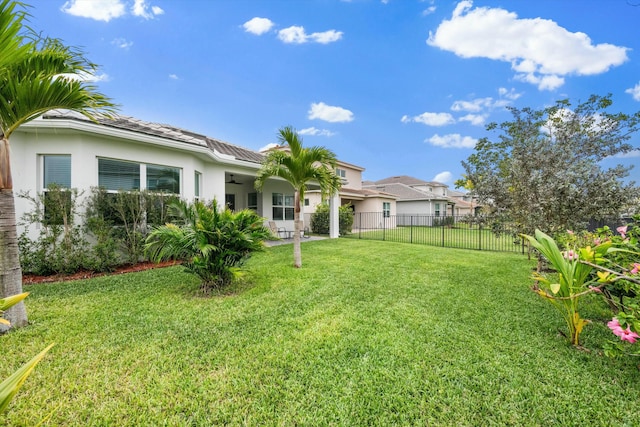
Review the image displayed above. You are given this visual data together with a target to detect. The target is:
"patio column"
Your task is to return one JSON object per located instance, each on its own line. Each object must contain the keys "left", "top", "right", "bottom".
{"left": 329, "top": 194, "right": 340, "bottom": 238}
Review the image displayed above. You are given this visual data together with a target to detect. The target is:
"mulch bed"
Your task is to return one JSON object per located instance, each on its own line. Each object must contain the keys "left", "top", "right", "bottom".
{"left": 22, "top": 260, "right": 181, "bottom": 285}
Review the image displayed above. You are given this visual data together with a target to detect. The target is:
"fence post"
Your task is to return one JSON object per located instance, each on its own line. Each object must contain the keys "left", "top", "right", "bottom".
{"left": 441, "top": 218, "right": 445, "bottom": 247}
{"left": 410, "top": 215, "right": 413, "bottom": 244}
{"left": 382, "top": 212, "right": 386, "bottom": 241}
{"left": 358, "top": 213, "right": 362, "bottom": 239}
{"left": 479, "top": 222, "right": 482, "bottom": 251}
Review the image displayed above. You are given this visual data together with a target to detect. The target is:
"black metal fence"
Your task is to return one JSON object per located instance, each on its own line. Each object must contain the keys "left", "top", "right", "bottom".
{"left": 342, "top": 213, "right": 527, "bottom": 254}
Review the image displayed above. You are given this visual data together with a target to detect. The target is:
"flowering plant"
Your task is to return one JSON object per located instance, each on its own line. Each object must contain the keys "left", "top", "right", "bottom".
{"left": 523, "top": 229, "right": 613, "bottom": 346}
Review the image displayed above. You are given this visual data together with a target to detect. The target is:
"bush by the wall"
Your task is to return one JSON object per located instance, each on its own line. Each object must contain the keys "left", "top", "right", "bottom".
{"left": 310, "top": 203, "right": 354, "bottom": 235}
{"left": 18, "top": 186, "right": 90, "bottom": 275}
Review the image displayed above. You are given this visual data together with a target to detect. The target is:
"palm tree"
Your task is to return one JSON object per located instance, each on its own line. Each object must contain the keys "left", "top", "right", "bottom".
{"left": 145, "top": 200, "right": 271, "bottom": 293}
{"left": 0, "top": 0, "right": 116, "bottom": 328}
{"left": 255, "top": 126, "right": 342, "bottom": 268}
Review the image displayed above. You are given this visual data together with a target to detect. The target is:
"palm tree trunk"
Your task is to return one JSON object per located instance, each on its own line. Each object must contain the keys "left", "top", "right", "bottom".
{"left": 293, "top": 190, "right": 302, "bottom": 268}
{"left": 0, "top": 188, "right": 28, "bottom": 328}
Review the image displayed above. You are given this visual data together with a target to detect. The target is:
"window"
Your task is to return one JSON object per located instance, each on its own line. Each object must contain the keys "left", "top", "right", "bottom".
{"left": 147, "top": 164, "right": 180, "bottom": 194}
{"left": 98, "top": 158, "right": 181, "bottom": 194}
{"left": 42, "top": 155, "right": 72, "bottom": 225}
{"left": 98, "top": 159, "right": 140, "bottom": 191}
{"left": 383, "top": 202, "right": 390, "bottom": 218}
{"left": 336, "top": 168, "right": 346, "bottom": 178}
{"left": 43, "top": 155, "right": 71, "bottom": 188}
{"left": 194, "top": 171, "right": 202, "bottom": 200}
{"left": 272, "top": 193, "right": 294, "bottom": 220}
{"left": 304, "top": 198, "right": 309, "bottom": 206}
{"left": 248, "top": 192, "right": 258, "bottom": 211}
{"left": 435, "top": 203, "right": 440, "bottom": 217}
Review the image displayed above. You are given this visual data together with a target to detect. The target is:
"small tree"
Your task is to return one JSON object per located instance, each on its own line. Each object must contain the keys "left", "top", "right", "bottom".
{"left": 145, "top": 200, "right": 271, "bottom": 293}
{"left": 457, "top": 94, "right": 640, "bottom": 237}
{"left": 255, "top": 126, "right": 342, "bottom": 268}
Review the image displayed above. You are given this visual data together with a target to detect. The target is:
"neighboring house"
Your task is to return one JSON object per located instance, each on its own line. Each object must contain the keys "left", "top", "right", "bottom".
{"left": 362, "top": 175, "right": 477, "bottom": 218}
{"left": 10, "top": 110, "right": 335, "bottom": 237}
{"left": 303, "top": 158, "right": 396, "bottom": 226}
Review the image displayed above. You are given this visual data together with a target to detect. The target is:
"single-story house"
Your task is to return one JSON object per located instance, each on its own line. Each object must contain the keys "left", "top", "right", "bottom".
{"left": 11, "top": 110, "right": 388, "bottom": 238}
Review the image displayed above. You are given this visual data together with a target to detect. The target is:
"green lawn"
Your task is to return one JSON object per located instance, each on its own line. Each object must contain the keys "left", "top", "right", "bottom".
{"left": 346, "top": 226, "right": 525, "bottom": 253}
{"left": 3, "top": 239, "right": 639, "bottom": 426}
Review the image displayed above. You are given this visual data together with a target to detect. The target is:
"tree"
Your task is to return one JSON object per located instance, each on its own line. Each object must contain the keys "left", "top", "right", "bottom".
{"left": 255, "top": 126, "right": 342, "bottom": 268}
{"left": 457, "top": 94, "right": 640, "bottom": 236}
{"left": 0, "top": 0, "right": 116, "bottom": 328}
{"left": 145, "top": 200, "right": 271, "bottom": 293}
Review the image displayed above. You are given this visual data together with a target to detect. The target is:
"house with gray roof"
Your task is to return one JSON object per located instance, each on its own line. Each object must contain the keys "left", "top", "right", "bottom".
{"left": 11, "top": 110, "right": 352, "bottom": 238}
{"left": 363, "top": 175, "right": 478, "bottom": 219}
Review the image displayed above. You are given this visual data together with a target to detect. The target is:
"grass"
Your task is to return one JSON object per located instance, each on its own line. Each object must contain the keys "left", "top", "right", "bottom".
{"left": 346, "top": 226, "right": 525, "bottom": 253}
{"left": 2, "top": 239, "right": 640, "bottom": 426}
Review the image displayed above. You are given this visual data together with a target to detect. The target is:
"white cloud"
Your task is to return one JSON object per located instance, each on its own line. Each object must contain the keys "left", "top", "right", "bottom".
{"left": 259, "top": 143, "right": 279, "bottom": 152}
{"left": 111, "top": 38, "right": 133, "bottom": 49}
{"left": 62, "top": 0, "right": 162, "bottom": 21}
{"left": 427, "top": 133, "right": 477, "bottom": 148}
{"left": 299, "top": 127, "right": 336, "bottom": 137}
{"left": 433, "top": 171, "right": 453, "bottom": 184}
{"left": 498, "top": 87, "right": 522, "bottom": 101}
{"left": 401, "top": 112, "right": 455, "bottom": 126}
{"left": 278, "top": 26, "right": 343, "bottom": 44}
{"left": 615, "top": 150, "right": 640, "bottom": 159}
{"left": 451, "top": 97, "right": 509, "bottom": 112}
{"left": 626, "top": 82, "right": 640, "bottom": 101}
{"left": 243, "top": 17, "right": 274, "bottom": 35}
{"left": 423, "top": 6, "right": 437, "bottom": 16}
{"left": 61, "top": 0, "right": 126, "bottom": 22}
{"left": 132, "top": 0, "right": 163, "bottom": 19}
{"left": 427, "top": 0, "right": 628, "bottom": 91}
{"left": 308, "top": 102, "right": 354, "bottom": 123}
{"left": 459, "top": 114, "right": 486, "bottom": 126}
{"left": 169, "top": 74, "right": 179, "bottom": 80}
{"left": 57, "top": 70, "right": 110, "bottom": 83}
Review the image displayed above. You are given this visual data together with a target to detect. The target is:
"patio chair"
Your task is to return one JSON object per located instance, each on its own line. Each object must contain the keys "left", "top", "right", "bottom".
{"left": 268, "top": 221, "right": 287, "bottom": 239}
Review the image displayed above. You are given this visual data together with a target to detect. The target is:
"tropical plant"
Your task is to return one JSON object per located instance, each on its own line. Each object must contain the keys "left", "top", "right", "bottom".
{"left": 255, "top": 126, "right": 342, "bottom": 268}
{"left": 145, "top": 199, "right": 271, "bottom": 293}
{"left": 522, "top": 229, "right": 613, "bottom": 346}
{"left": 1, "top": 292, "right": 54, "bottom": 416}
{"left": 0, "top": 0, "right": 116, "bottom": 327}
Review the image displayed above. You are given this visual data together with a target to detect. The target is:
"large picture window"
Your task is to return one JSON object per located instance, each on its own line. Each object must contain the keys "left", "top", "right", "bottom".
{"left": 98, "top": 158, "right": 181, "bottom": 195}
{"left": 147, "top": 164, "right": 180, "bottom": 194}
{"left": 272, "top": 193, "right": 294, "bottom": 220}
{"left": 98, "top": 158, "right": 140, "bottom": 191}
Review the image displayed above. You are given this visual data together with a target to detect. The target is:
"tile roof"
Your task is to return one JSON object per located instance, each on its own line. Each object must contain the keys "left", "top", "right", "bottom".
{"left": 40, "top": 110, "right": 265, "bottom": 164}
{"left": 364, "top": 182, "right": 445, "bottom": 201}
{"left": 372, "top": 175, "right": 448, "bottom": 187}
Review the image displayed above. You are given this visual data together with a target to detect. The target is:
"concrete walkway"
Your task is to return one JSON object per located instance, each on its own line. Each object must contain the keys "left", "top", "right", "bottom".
{"left": 264, "top": 235, "right": 327, "bottom": 247}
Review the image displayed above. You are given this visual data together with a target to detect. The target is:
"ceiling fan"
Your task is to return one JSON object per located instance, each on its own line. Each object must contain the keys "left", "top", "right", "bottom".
{"left": 226, "top": 174, "right": 243, "bottom": 185}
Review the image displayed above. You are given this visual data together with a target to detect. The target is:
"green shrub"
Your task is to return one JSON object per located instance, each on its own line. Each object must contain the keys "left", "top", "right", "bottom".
{"left": 18, "top": 186, "right": 90, "bottom": 275}
{"left": 310, "top": 203, "right": 354, "bottom": 235}
{"left": 145, "top": 199, "right": 271, "bottom": 292}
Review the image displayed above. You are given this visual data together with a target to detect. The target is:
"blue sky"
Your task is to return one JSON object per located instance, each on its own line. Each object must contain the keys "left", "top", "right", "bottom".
{"left": 26, "top": 0, "right": 640, "bottom": 185}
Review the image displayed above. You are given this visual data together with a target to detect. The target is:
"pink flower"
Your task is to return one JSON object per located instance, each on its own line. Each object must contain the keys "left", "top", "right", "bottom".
{"left": 588, "top": 285, "right": 602, "bottom": 293}
{"left": 562, "top": 250, "right": 578, "bottom": 261}
{"left": 620, "top": 327, "right": 639, "bottom": 344}
{"left": 593, "top": 237, "right": 602, "bottom": 246}
{"left": 631, "top": 263, "right": 640, "bottom": 275}
{"left": 567, "top": 230, "right": 574, "bottom": 235}
{"left": 608, "top": 318, "right": 624, "bottom": 336}
{"left": 617, "top": 226, "right": 628, "bottom": 238}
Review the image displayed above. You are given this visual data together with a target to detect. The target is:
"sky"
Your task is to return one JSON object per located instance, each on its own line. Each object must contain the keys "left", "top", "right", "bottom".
{"left": 23, "top": 0, "right": 640, "bottom": 186}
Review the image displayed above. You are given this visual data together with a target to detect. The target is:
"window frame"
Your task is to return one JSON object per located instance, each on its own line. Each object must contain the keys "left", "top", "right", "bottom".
{"left": 383, "top": 202, "right": 391, "bottom": 218}
{"left": 272, "top": 192, "right": 294, "bottom": 220}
